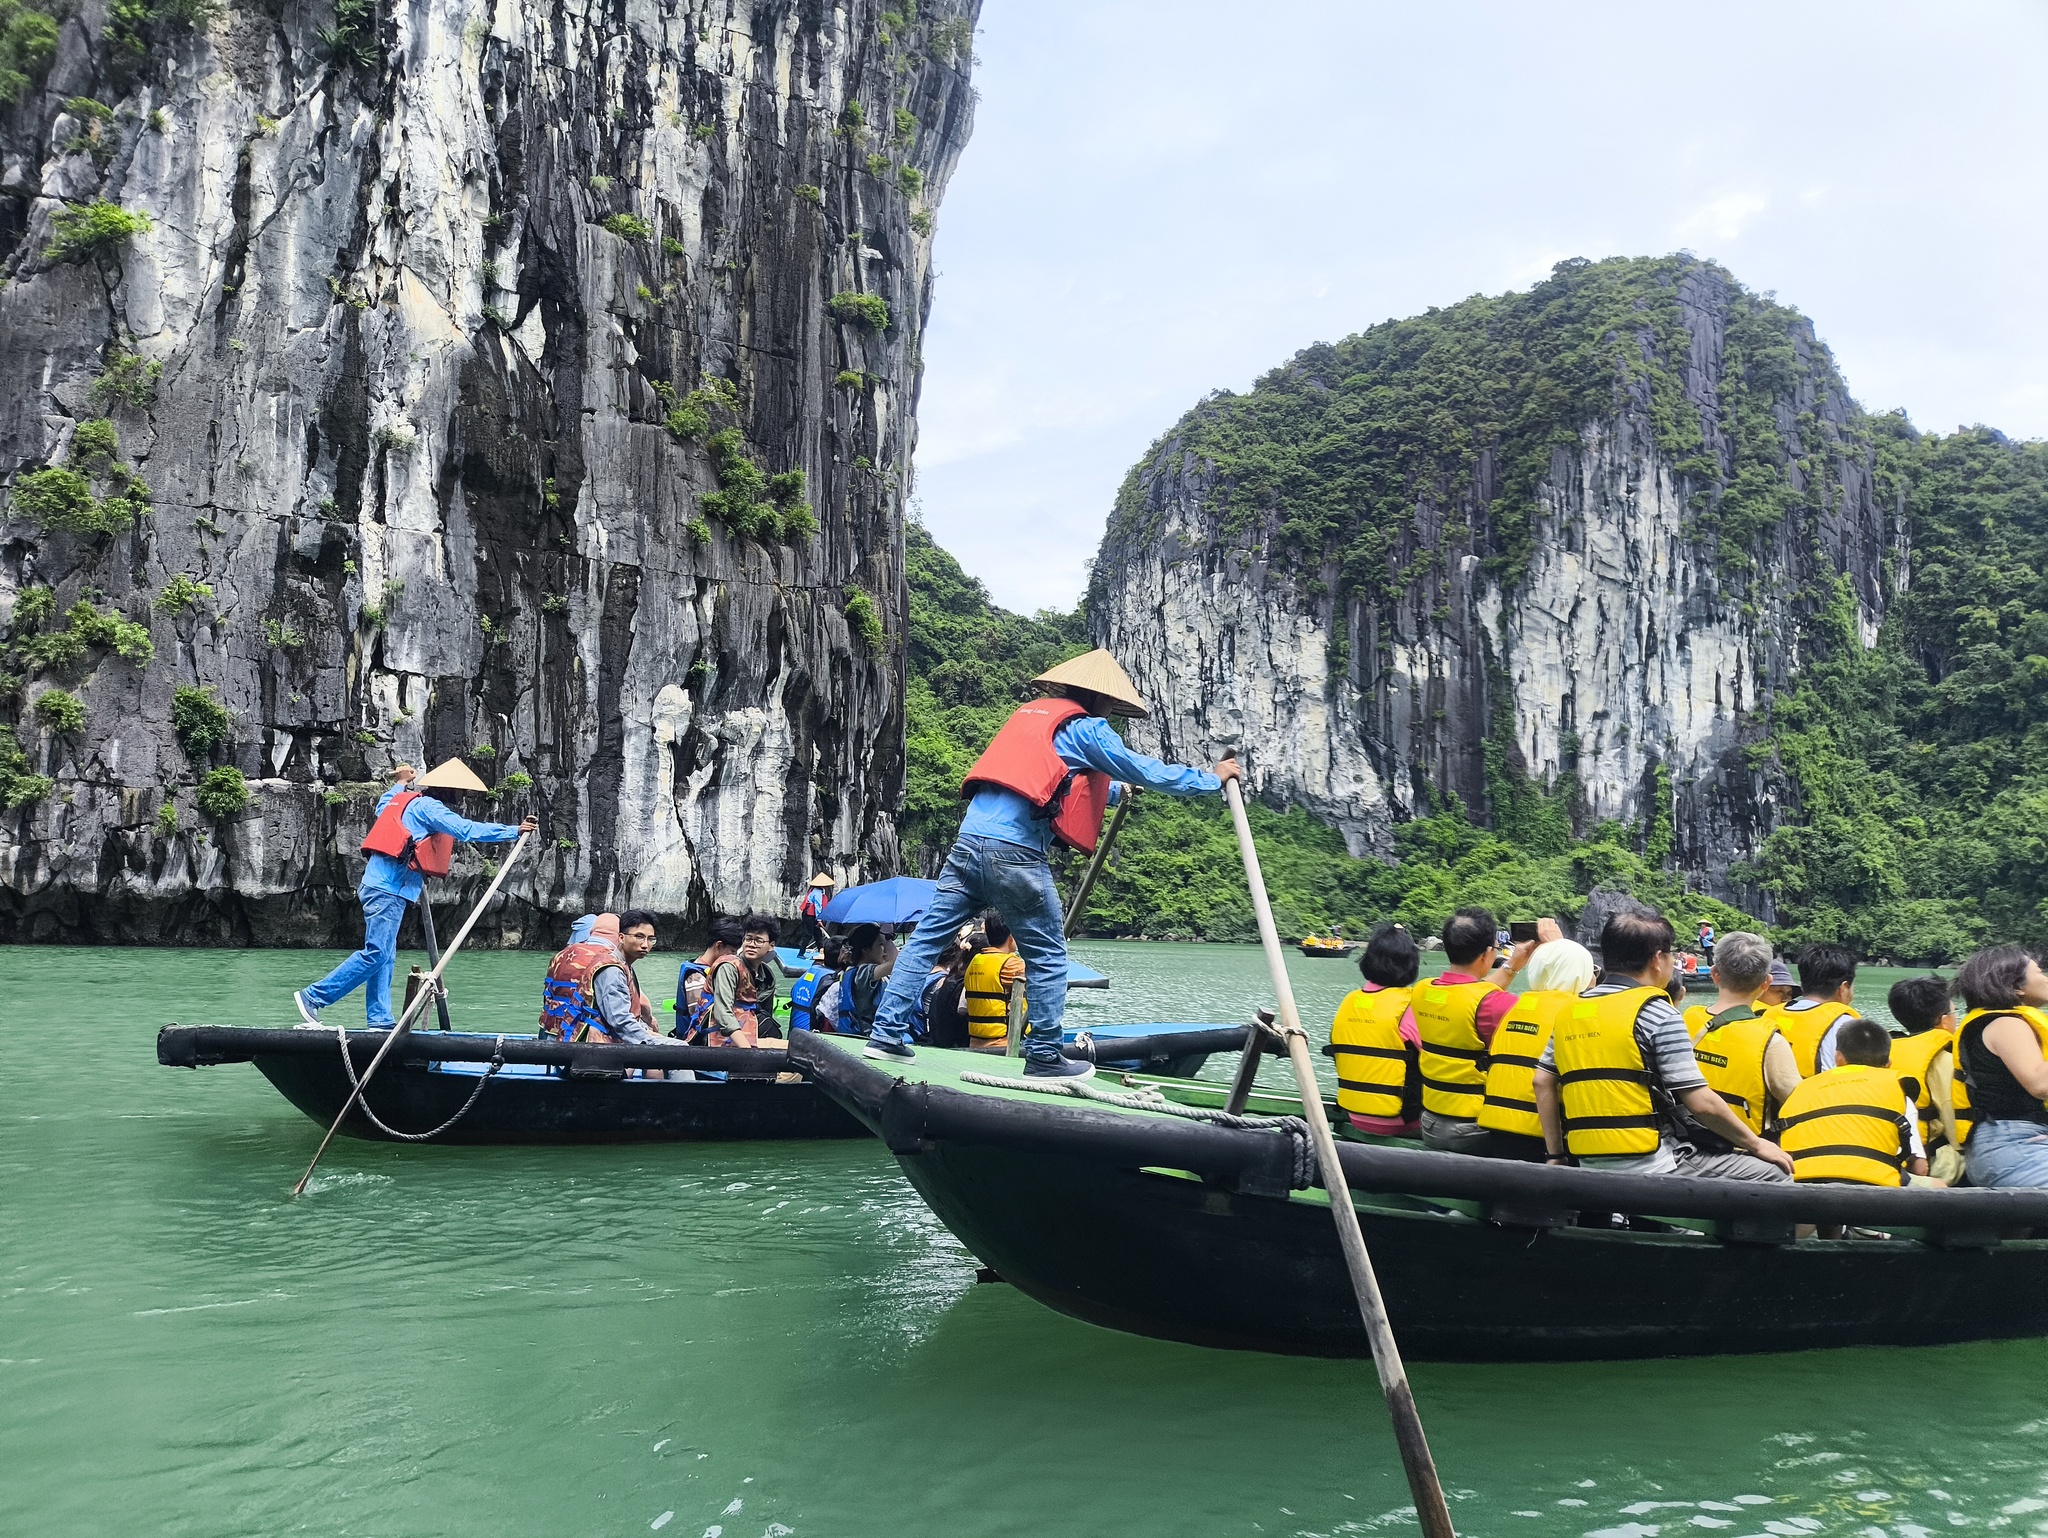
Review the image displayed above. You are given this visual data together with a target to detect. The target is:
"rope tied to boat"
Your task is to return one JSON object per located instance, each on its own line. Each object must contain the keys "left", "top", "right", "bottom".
{"left": 336, "top": 1027, "right": 506, "bottom": 1142}
{"left": 958, "top": 1071, "right": 1316, "bottom": 1188}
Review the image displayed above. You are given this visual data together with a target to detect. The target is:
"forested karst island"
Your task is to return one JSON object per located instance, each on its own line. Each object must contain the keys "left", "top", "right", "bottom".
{"left": 911, "top": 257, "right": 2048, "bottom": 964}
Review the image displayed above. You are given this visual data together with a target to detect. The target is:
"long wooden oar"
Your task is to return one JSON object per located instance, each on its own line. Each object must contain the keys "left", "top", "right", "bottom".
{"left": 1061, "top": 784, "right": 1131, "bottom": 938}
{"left": 292, "top": 832, "right": 531, "bottom": 1196}
{"left": 1221, "top": 770, "right": 1455, "bottom": 1538}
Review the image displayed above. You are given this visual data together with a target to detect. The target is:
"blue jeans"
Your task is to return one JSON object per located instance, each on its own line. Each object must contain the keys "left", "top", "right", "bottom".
{"left": 1965, "top": 1120, "right": 2048, "bottom": 1188}
{"left": 302, "top": 886, "right": 409, "bottom": 1026}
{"left": 869, "top": 834, "right": 1068, "bottom": 1061}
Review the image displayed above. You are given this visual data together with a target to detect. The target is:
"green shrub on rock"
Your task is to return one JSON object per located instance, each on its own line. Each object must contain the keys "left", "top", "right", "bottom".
{"left": 826, "top": 292, "right": 888, "bottom": 331}
{"left": 33, "top": 688, "right": 84, "bottom": 735}
{"left": 196, "top": 765, "right": 250, "bottom": 819}
{"left": 44, "top": 200, "right": 153, "bottom": 263}
{"left": 171, "top": 684, "right": 232, "bottom": 755}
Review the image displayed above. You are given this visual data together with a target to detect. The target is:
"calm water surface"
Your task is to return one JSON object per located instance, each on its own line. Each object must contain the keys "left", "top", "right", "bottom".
{"left": 7, "top": 941, "right": 2047, "bottom": 1537}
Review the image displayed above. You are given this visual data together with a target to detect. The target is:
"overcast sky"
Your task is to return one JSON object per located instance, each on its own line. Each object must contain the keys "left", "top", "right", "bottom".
{"left": 909, "top": 0, "right": 2048, "bottom": 615}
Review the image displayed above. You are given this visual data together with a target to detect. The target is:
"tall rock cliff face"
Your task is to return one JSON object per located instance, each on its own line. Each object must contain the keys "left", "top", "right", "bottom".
{"left": 1092, "top": 258, "right": 1902, "bottom": 908}
{"left": 0, "top": 0, "right": 979, "bottom": 942}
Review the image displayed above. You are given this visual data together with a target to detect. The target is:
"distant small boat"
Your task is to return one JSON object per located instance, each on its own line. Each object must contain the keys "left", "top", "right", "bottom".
{"left": 1298, "top": 935, "right": 1357, "bottom": 958}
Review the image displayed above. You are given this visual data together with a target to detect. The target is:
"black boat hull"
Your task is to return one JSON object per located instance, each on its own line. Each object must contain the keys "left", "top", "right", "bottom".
{"left": 897, "top": 1140, "right": 2048, "bottom": 1361}
{"left": 790, "top": 1035, "right": 2048, "bottom": 1361}
{"left": 252, "top": 1053, "right": 867, "bottom": 1144}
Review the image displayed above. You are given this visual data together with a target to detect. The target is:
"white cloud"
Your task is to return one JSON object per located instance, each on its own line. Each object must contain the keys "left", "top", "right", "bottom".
{"left": 1675, "top": 191, "right": 1771, "bottom": 245}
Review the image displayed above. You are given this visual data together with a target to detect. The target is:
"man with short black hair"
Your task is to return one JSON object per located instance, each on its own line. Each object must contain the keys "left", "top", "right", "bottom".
{"left": 1770, "top": 942, "right": 1865, "bottom": 1077}
{"left": 1412, "top": 905, "right": 1554, "bottom": 1153}
{"left": 740, "top": 913, "right": 782, "bottom": 1038}
{"left": 1535, "top": 907, "right": 1793, "bottom": 1181}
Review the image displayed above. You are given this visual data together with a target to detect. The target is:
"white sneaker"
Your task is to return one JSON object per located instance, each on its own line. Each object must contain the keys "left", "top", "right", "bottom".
{"left": 293, "top": 990, "right": 324, "bottom": 1028}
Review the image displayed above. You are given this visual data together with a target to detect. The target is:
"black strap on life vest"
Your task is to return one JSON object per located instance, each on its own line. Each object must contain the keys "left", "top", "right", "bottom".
{"left": 1563, "top": 1112, "right": 1661, "bottom": 1131}
{"left": 1336, "top": 1078, "right": 1404, "bottom": 1103}
{"left": 1333, "top": 1043, "right": 1408, "bottom": 1062}
{"left": 1487, "top": 1049, "right": 1541, "bottom": 1069}
{"left": 1556, "top": 1066, "right": 1654, "bottom": 1086}
{"left": 1789, "top": 1143, "right": 1904, "bottom": 1169}
{"left": 1420, "top": 1073, "right": 1485, "bottom": 1097}
{"left": 1777, "top": 1103, "right": 1904, "bottom": 1128}
{"left": 1425, "top": 1042, "right": 1488, "bottom": 1063}
{"left": 1482, "top": 1092, "right": 1538, "bottom": 1114}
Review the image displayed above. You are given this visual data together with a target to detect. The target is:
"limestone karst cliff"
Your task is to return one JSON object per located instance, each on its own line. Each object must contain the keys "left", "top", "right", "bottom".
{"left": 1091, "top": 257, "right": 1903, "bottom": 911}
{"left": 0, "top": 0, "right": 980, "bottom": 942}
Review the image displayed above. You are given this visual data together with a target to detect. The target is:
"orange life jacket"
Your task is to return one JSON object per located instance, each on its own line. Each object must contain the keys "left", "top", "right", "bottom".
{"left": 960, "top": 698, "right": 1111, "bottom": 854}
{"left": 359, "top": 790, "right": 454, "bottom": 877}
{"left": 539, "top": 940, "right": 627, "bottom": 1041}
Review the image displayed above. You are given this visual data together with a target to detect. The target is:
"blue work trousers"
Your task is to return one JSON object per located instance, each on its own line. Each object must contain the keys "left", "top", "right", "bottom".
{"left": 302, "top": 886, "right": 410, "bottom": 1026}
{"left": 868, "top": 834, "right": 1068, "bottom": 1061}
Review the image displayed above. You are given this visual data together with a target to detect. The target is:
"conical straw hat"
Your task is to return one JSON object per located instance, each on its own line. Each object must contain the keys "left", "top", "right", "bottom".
{"left": 1031, "top": 649, "right": 1149, "bottom": 718}
{"left": 808, "top": 872, "right": 837, "bottom": 887}
{"left": 413, "top": 756, "right": 492, "bottom": 793}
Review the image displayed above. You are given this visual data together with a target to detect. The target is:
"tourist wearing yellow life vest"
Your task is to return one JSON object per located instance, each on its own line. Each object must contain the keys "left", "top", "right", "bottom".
{"left": 1887, "top": 973, "right": 1967, "bottom": 1183}
{"left": 1476, "top": 938, "right": 1596, "bottom": 1160}
{"left": 859, "top": 650, "right": 1237, "bottom": 1080}
{"left": 1764, "top": 943, "right": 1866, "bottom": 1077}
{"left": 1533, "top": 907, "right": 1794, "bottom": 1180}
{"left": 964, "top": 910, "right": 1029, "bottom": 1052}
{"left": 1412, "top": 907, "right": 1558, "bottom": 1154}
{"left": 1688, "top": 931, "right": 1800, "bottom": 1138}
{"left": 1778, "top": 1018, "right": 1928, "bottom": 1187}
{"left": 1953, "top": 946, "right": 2048, "bottom": 1188}
{"left": 1329, "top": 924, "right": 1423, "bottom": 1135}
{"left": 294, "top": 760, "right": 536, "bottom": 1029}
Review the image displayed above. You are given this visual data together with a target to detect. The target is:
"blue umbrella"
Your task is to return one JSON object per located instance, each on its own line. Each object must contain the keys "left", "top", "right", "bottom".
{"left": 821, "top": 877, "right": 940, "bottom": 927}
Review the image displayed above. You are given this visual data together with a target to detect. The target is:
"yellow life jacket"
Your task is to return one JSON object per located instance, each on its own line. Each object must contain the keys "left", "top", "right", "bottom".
{"left": 1952, "top": 1069, "right": 1978, "bottom": 1146}
{"left": 1955, "top": 1005, "right": 2048, "bottom": 1138}
{"left": 1682, "top": 1003, "right": 1713, "bottom": 1042}
{"left": 964, "top": 950, "right": 1018, "bottom": 1042}
{"left": 1330, "top": 986, "right": 1413, "bottom": 1122}
{"left": 1692, "top": 1008, "right": 1779, "bottom": 1135}
{"left": 1477, "top": 991, "right": 1571, "bottom": 1139}
{"left": 1553, "top": 986, "right": 1666, "bottom": 1157}
{"left": 1772, "top": 999, "right": 1861, "bottom": 1077}
{"left": 1413, "top": 978, "right": 1498, "bottom": 1120}
{"left": 1777, "top": 1063, "right": 1911, "bottom": 1185}
{"left": 1888, "top": 1028, "right": 1956, "bottom": 1152}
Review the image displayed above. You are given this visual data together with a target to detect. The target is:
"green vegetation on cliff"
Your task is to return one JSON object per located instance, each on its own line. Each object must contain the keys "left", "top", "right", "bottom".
{"left": 903, "top": 521, "right": 1754, "bottom": 944}
{"left": 1743, "top": 426, "right": 2048, "bottom": 961}
{"left": 1103, "top": 255, "right": 1849, "bottom": 594}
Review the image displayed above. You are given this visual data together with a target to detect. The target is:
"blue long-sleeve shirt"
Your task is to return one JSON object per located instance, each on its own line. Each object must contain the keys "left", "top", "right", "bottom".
{"left": 959, "top": 714, "right": 1221, "bottom": 853}
{"left": 360, "top": 783, "right": 524, "bottom": 901}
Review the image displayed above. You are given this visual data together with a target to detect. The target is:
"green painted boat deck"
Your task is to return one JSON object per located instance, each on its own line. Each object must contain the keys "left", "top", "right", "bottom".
{"left": 839, "top": 1041, "right": 1321, "bottom": 1123}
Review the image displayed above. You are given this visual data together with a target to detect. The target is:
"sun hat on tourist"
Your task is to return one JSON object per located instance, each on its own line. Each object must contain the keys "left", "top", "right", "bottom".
{"left": 1031, "top": 649, "right": 1149, "bottom": 718}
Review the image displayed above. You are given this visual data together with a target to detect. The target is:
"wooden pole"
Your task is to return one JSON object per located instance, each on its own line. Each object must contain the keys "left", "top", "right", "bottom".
{"left": 1221, "top": 769, "right": 1455, "bottom": 1538}
{"left": 415, "top": 895, "right": 454, "bottom": 1031}
{"left": 1062, "top": 786, "right": 1131, "bottom": 938}
{"left": 1004, "top": 978, "right": 1026, "bottom": 1058}
{"left": 292, "top": 833, "right": 531, "bottom": 1196}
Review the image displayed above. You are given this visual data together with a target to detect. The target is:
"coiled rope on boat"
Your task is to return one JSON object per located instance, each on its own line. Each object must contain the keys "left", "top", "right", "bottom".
{"left": 336, "top": 1026, "right": 506, "bottom": 1142}
{"left": 957, "top": 1071, "right": 1315, "bottom": 1188}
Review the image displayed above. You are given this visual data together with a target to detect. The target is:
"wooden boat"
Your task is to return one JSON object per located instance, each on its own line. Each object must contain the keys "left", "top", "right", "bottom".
{"left": 156, "top": 1022, "right": 1253, "bottom": 1146}
{"left": 1297, "top": 935, "right": 1356, "bottom": 957}
{"left": 773, "top": 946, "right": 1111, "bottom": 989}
{"left": 792, "top": 1032, "right": 2048, "bottom": 1362}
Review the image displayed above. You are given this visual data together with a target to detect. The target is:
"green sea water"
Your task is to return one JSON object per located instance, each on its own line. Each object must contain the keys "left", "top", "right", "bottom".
{"left": 7, "top": 940, "right": 2048, "bottom": 1538}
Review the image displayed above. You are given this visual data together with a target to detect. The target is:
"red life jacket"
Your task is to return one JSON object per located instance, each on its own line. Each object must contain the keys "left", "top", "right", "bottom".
{"left": 960, "top": 698, "right": 1111, "bottom": 854}
{"left": 359, "top": 790, "right": 455, "bottom": 877}
{"left": 539, "top": 941, "right": 626, "bottom": 1041}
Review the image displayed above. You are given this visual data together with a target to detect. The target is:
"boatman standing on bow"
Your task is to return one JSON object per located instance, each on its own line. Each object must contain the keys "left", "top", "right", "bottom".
{"left": 294, "top": 759, "right": 535, "bottom": 1029}
{"left": 861, "top": 650, "right": 1239, "bottom": 1079}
